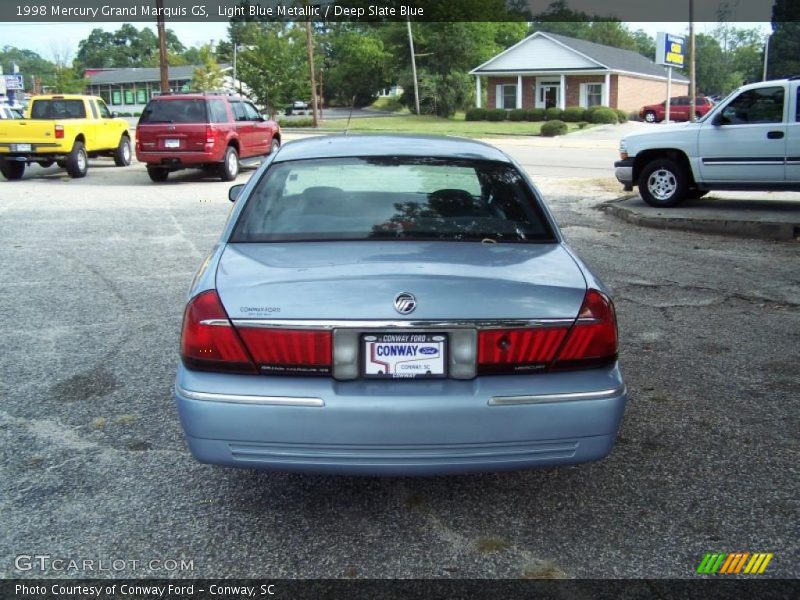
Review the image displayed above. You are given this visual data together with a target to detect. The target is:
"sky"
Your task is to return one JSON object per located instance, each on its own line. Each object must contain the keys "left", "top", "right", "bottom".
{"left": 0, "top": 21, "right": 772, "bottom": 62}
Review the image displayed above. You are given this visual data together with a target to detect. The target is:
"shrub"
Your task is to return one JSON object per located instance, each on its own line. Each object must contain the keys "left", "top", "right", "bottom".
{"left": 524, "top": 108, "right": 545, "bottom": 122}
{"left": 562, "top": 106, "right": 586, "bottom": 122}
{"left": 133, "top": 111, "right": 142, "bottom": 117}
{"left": 465, "top": 107, "right": 487, "bottom": 121}
{"left": 545, "top": 107, "right": 564, "bottom": 121}
{"left": 614, "top": 108, "right": 628, "bottom": 123}
{"left": 509, "top": 108, "right": 527, "bottom": 122}
{"left": 577, "top": 121, "right": 590, "bottom": 129}
{"left": 590, "top": 107, "right": 619, "bottom": 124}
{"left": 486, "top": 108, "right": 508, "bottom": 122}
{"left": 540, "top": 119, "right": 568, "bottom": 137}
{"left": 277, "top": 118, "right": 316, "bottom": 128}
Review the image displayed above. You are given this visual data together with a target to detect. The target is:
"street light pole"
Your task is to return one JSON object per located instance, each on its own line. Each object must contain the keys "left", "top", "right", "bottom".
{"left": 763, "top": 33, "right": 771, "bottom": 81}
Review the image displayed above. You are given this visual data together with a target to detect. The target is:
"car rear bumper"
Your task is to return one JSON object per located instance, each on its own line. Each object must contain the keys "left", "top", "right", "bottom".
{"left": 136, "top": 149, "right": 224, "bottom": 168}
{"left": 173, "top": 363, "right": 628, "bottom": 475}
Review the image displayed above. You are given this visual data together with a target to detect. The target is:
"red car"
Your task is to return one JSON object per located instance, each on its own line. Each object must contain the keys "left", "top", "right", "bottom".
{"left": 639, "top": 96, "right": 714, "bottom": 123}
{"left": 136, "top": 93, "right": 281, "bottom": 182}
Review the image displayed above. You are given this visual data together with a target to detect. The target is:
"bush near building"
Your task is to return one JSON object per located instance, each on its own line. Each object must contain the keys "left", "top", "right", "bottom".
{"left": 545, "top": 107, "right": 564, "bottom": 121}
{"left": 561, "top": 106, "right": 587, "bottom": 122}
{"left": 509, "top": 108, "right": 527, "bottom": 122}
{"left": 590, "top": 107, "right": 619, "bottom": 124}
{"left": 614, "top": 108, "right": 628, "bottom": 123}
{"left": 541, "top": 120, "right": 568, "bottom": 136}
{"left": 465, "top": 108, "right": 488, "bottom": 121}
{"left": 525, "top": 108, "right": 546, "bottom": 121}
{"left": 486, "top": 108, "right": 508, "bottom": 121}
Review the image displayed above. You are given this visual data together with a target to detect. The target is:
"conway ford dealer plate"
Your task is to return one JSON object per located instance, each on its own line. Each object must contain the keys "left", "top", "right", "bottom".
{"left": 362, "top": 333, "right": 447, "bottom": 379}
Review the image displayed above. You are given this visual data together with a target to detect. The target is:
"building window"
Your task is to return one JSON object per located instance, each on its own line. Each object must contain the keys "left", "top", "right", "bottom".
{"left": 586, "top": 83, "right": 603, "bottom": 107}
{"left": 136, "top": 89, "right": 148, "bottom": 104}
{"left": 111, "top": 90, "right": 122, "bottom": 106}
{"left": 124, "top": 88, "right": 134, "bottom": 105}
{"left": 496, "top": 84, "right": 517, "bottom": 109}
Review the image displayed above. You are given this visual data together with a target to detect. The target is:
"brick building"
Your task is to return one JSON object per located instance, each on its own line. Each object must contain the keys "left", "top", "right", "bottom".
{"left": 470, "top": 31, "right": 689, "bottom": 113}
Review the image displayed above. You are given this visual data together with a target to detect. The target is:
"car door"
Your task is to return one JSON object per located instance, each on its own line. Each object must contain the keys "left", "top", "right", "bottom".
{"left": 787, "top": 85, "right": 800, "bottom": 183}
{"left": 93, "top": 99, "right": 116, "bottom": 150}
{"left": 697, "top": 85, "right": 787, "bottom": 183}
{"left": 229, "top": 100, "right": 254, "bottom": 157}
{"left": 243, "top": 101, "right": 271, "bottom": 155}
{"left": 671, "top": 97, "right": 689, "bottom": 121}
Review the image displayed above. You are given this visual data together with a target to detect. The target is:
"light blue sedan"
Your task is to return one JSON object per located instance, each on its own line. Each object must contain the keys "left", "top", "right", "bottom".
{"left": 174, "top": 135, "right": 627, "bottom": 475}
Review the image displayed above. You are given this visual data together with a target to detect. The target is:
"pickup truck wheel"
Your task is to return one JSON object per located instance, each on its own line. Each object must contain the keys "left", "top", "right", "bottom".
{"left": 220, "top": 146, "right": 239, "bottom": 181}
{"left": 65, "top": 141, "right": 88, "bottom": 178}
{"left": 147, "top": 167, "right": 169, "bottom": 182}
{"left": 638, "top": 158, "right": 689, "bottom": 207}
{"left": 0, "top": 159, "right": 25, "bottom": 180}
{"left": 644, "top": 111, "right": 657, "bottom": 123}
{"left": 114, "top": 135, "right": 132, "bottom": 167}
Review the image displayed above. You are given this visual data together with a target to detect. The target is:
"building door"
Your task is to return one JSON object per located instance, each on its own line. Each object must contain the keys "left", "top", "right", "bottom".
{"left": 535, "top": 79, "right": 561, "bottom": 109}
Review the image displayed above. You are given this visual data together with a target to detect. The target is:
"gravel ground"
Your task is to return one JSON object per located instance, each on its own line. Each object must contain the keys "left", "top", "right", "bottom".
{"left": 0, "top": 154, "right": 797, "bottom": 579}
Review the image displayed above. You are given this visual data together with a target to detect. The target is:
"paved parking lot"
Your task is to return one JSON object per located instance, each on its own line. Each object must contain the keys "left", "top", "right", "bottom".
{"left": 1, "top": 151, "right": 797, "bottom": 579}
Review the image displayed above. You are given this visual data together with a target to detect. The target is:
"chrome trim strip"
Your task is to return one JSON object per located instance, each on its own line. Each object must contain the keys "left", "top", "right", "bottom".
{"left": 489, "top": 385, "right": 626, "bottom": 406}
{"left": 702, "top": 161, "right": 785, "bottom": 166}
{"left": 199, "top": 319, "right": 231, "bottom": 327}
{"left": 231, "top": 318, "right": 576, "bottom": 330}
{"left": 175, "top": 384, "right": 324, "bottom": 407}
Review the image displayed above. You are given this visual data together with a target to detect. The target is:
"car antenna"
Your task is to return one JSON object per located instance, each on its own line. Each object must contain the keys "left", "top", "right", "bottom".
{"left": 345, "top": 95, "right": 356, "bottom": 135}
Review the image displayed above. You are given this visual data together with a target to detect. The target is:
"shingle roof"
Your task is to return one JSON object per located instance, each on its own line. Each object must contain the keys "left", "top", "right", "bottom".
{"left": 472, "top": 32, "right": 689, "bottom": 83}
{"left": 544, "top": 32, "right": 689, "bottom": 82}
{"left": 87, "top": 65, "right": 231, "bottom": 85}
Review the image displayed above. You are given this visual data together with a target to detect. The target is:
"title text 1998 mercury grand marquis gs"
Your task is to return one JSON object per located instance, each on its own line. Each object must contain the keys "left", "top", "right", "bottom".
{"left": 174, "top": 135, "right": 628, "bottom": 475}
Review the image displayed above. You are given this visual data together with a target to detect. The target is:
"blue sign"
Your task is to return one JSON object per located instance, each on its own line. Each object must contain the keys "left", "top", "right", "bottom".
{"left": 655, "top": 33, "right": 686, "bottom": 68}
{"left": 3, "top": 74, "right": 24, "bottom": 90}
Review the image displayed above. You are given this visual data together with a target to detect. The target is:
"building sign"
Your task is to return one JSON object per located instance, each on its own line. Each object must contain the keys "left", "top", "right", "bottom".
{"left": 655, "top": 32, "right": 685, "bottom": 68}
{"left": 3, "top": 74, "right": 24, "bottom": 90}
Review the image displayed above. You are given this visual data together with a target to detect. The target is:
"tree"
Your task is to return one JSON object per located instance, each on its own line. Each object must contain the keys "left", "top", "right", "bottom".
{"left": 0, "top": 46, "right": 55, "bottom": 87}
{"left": 50, "top": 45, "right": 86, "bottom": 93}
{"left": 74, "top": 24, "right": 185, "bottom": 72}
{"left": 236, "top": 23, "right": 309, "bottom": 113}
{"left": 768, "top": 0, "right": 800, "bottom": 79}
{"left": 324, "top": 25, "right": 390, "bottom": 106}
{"left": 191, "top": 45, "right": 225, "bottom": 91}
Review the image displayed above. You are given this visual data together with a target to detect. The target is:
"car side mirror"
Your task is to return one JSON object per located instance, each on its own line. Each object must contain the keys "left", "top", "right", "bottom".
{"left": 111, "top": 111, "right": 119, "bottom": 118}
{"left": 228, "top": 183, "right": 245, "bottom": 202}
{"left": 711, "top": 113, "right": 726, "bottom": 126}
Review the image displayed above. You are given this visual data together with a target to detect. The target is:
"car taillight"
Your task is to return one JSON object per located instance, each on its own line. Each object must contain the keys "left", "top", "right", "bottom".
{"left": 180, "top": 290, "right": 257, "bottom": 374}
{"left": 552, "top": 289, "right": 618, "bottom": 370}
{"left": 236, "top": 328, "right": 332, "bottom": 376}
{"left": 54, "top": 124, "right": 64, "bottom": 139}
{"left": 478, "top": 327, "right": 569, "bottom": 375}
{"left": 206, "top": 125, "right": 215, "bottom": 145}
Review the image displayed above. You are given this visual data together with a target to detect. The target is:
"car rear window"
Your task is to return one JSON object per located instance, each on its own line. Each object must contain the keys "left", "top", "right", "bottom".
{"left": 139, "top": 99, "right": 208, "bottom": 124}
{"left": 231, "top": 157, "right": 556, "bottom": 244}
{"left": 30, "top": 99, "right": 86, "bottom": 119}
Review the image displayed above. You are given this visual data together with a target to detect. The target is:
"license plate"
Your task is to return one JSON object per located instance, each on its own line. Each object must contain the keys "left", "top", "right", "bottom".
{"left": 362, "top": 333, "right": 447, "bottom": 379}
{"left": 164, "top": 139, "right": 180, "bottom": 149}
{"left": 12, "top": 143, "right": 31, "bottom": 152}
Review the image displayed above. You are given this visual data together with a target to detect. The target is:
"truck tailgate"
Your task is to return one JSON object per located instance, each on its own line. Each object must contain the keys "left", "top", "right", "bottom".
{"left": 0, "top": 120, "right": 58, "bottom": 146}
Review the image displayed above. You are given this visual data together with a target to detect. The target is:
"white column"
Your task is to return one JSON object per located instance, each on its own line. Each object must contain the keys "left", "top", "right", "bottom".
{"left": 559, "top": 73, "right": 566, "bottom": 109}
{"left": 516, "top": 75, "right": 522, "bottom": 109}
{"left": 475, "top": 76, "right": 481, "bottom": 108}
{"left": 603, "top": 72, "right": 611, "bottom": 106}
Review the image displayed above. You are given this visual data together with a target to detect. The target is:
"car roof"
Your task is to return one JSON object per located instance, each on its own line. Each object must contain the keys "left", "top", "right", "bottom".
{"left": 149, "top": 93, "right": 246, "bottom": 101}
{"left": 274, "top": 134, "right": 511, "bottom": 163}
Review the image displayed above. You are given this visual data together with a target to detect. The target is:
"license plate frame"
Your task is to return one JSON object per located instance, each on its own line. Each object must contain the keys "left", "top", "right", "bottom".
{"left": 12, "top": 143, "right": 31, "bottom": 152}
{"left": 361, "top": 332, "right": 448, "bottom": 380}
{"left": 164, "top": 139, "right": 180, "bottom": 149}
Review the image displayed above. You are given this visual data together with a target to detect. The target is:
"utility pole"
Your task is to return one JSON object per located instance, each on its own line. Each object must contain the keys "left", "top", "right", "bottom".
{"left": 689, "top": 0, "right": 696, "bottom": 122}
{"left": 305, "top": 19, "right": 318, "bottom": 127}
{"left": 763, "top": 33, "right": 771, "bottom": 81}
{"left": 156, "top": 0, "right": 169, "bottom": 94}
{"left": 406, "top": 17, "right": 420, "bottom": 115}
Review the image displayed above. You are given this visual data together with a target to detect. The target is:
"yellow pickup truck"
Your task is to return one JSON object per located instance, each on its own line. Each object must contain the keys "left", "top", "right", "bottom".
{"left": 0, "top": 94, "right": 131, "bottom": 180}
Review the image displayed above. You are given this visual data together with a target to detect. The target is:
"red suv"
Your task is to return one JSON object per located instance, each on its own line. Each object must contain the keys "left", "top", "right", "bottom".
{"left": 136, "top": 93, "right": 281, "bottom": 182}
{"left": 639, "top": 96, "right": 714, "bottom": 123}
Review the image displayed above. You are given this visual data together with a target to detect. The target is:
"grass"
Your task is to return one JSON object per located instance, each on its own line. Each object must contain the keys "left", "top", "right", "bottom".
{"left": 369, "top": 96, "right": 407, "bottom": 113}
{"left": 290, "top": 112, "right": 586, "bottom": 138}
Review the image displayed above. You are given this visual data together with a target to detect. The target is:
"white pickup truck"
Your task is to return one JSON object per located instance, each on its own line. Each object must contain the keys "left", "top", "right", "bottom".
{"left": 615, "top": 77, "right": 800, "bottom": 207}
